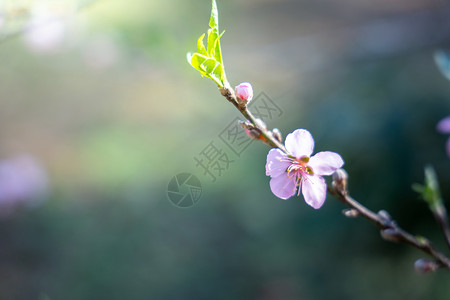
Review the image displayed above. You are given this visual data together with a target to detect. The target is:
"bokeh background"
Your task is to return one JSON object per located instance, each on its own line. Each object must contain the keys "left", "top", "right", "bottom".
{"left": 1, "top": 0, "right": 450, "bottom": 299}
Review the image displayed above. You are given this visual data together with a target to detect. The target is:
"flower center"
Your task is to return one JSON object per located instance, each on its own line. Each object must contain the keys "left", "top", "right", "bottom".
{"left": 285, "top": 156, "right": 314, "bottom": 196}
{"left": 286, "top": 156, "right": 314, "bottom": 179}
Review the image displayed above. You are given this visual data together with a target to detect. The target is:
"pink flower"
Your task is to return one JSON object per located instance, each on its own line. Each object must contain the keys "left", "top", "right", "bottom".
{"left": 437, "top": 116, "right": 450, "bottom": 134}
{"left": 265, "top": 129, "right": 344, "bottom": 209}
{"left": 24, "top": 12, "right": 66, "bottom": 54}
{"left": 0, "top": 154, "right": 49, "bottom": 218}
{"left": 235, "top": 82, "right": 253, "bottom": 104}
{"left": 437, "top": 116, "right": 450, "bottom": 157}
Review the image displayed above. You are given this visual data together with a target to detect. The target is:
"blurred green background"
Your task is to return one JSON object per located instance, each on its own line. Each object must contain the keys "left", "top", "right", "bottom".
{"left": 1, "top": 0, "right": 450, "bottom": 299}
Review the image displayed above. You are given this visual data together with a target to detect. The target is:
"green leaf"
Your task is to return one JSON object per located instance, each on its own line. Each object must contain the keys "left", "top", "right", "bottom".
{"left": 416, "top": 236, "right": 429, "bottom": 246}
{"left": 209, "top": 0, "right": 219, "bottom": 29}
{"left": 200, "top": 58, "right": 217, "bottom": 73}
{"left": 214, "top": 63, "right": 225, "bottom": 83}
{"left": 413, "top": 165, "right": 443, "bottom": 213}
{"left": 200, "top": 58, "right": 222, "bottom": 86}
{"left": 411, "top": 183, "right": 424, "bottom": 194}
{"left": 197, "top": 34, "right": 207, "bottom": 56}
{"left": 188, "top": 53, "right": 208, "bottom": 73}
{"left": 207, "top": 28, "right": 218, "bottom": 56}
{"left": 424, "top": 165, "right": 442, "bottom": 208}
{"left": 187, "top": 53, "right": 223, "bottom": 87}
{"left": 215, "top": 31, "right": 225, "bottom": 67}
{"left": 186, "top": 0, "right": 227, "bottom": 87}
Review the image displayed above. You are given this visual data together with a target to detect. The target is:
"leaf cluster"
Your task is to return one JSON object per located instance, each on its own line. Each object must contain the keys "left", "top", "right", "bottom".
{"left": 187, "top": 0, "right": 227, "bottom": 87}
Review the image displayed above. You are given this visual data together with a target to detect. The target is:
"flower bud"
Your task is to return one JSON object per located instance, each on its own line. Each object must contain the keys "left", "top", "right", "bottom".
{"left": 342, "top": 208, "right": 359, "bottom": 218}
{"left": 238, "top": 120, "right": 254, "bottom": 131}
{"left": 254, "top": 118, "right": 267, "bottom": 130}
{"left": 378, "top": 210, "right": 393, "bottom": 223}
{"left": 245, "top": 128, "right": 261, "bottom": 140}
{"left": 380, "top": 228, "right": 402, "bottom": 243}
{"left": 414, "top": 258, "right": 439, "bottom": 274}
{"left": 272, "top": 128, "right": 282, "bottom": 143}
{"left": 332, "top": 168, "right": 348, "bottom": 193}
{"left": 239, "top": 120, "right": 262, "bottom": 140}
{"left": 235, "top": 82, "right": 253, "bottom": 105}
{"left": 378, "top": 210, "right": 391, "bottom": 219}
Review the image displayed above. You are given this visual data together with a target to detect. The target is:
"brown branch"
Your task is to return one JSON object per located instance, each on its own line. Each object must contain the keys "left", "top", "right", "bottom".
{"left": 219, "top": 83, "right": 287, "bottom": 152}
{"left": 217, "top": 80, "right": 450, "bottom": 272}
{"left": 328, "top": 179, "right": 450, "bottom": 271}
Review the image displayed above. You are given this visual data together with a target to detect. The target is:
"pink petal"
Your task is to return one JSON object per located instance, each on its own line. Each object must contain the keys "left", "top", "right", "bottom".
{"left": 266, "top": 149, "right": 290, "bottom": 177}
{"left": 437, "top": 116, "right": 450, "bottom": 134}
{"left": 285, "top": 129, "right": 314, "bottom": 158}
{"left": 269, "top": 173, "right": 297, "bottom": 200}
{"left": 309, "top": 151, "right": 344, "bottom": 176}
{"left": 301, "top": 175, "right": 327, "bottom": 209}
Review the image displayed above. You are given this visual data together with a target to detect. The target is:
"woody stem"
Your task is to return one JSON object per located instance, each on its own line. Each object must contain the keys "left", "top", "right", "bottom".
{"left": 328, "top": 186, "right": 450, "bottom": 270}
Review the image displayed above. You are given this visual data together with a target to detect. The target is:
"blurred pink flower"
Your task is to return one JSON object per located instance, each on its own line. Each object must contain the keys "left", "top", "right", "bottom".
{"left": 24, "top": 16, "right": 65, "bottom": 53}
{"left": 437, "top": 116, "right": 450, "bottom": 134}
{"left": 266, "top": 129, "right": 344, "bottom": 209}
{"left": 437, "top": 116, "right": 450, "bottom": 157}
{"left": 22, "top": 3, "right": 74, "bottom": 54}
{"left": 0, "top": 154, "right": 48, "bottom": 217}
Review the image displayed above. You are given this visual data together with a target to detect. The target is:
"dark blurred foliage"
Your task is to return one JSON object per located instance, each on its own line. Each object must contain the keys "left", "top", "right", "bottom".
{"left": 1, "top": 0, "right": 450, "bottom": 299}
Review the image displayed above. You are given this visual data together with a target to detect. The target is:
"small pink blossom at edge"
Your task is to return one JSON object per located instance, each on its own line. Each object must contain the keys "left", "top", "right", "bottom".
{"left": 437, "top": 116, "right": 450, "bottom": 134}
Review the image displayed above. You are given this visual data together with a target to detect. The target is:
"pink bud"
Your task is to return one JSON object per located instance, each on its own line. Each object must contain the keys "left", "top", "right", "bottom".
{"left": 244, "top": 128, "right": 260, "bottom": 140}
{"left": 414, "top": 258, "right": 439, "bottom": 274}
{"left": 332, "top": 168, "right": 348, "bottom": 193}
{"left": 235, "top": 82, "right": 253, "bottom": 105}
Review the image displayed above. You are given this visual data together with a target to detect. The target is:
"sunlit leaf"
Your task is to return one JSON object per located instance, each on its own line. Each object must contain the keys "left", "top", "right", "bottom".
{"left": 186, "top": 0, "right": 227, "bottom": 87}
{"left": 413, "top": 165, "right": 443, "bottom": 213}
{"left": 187, "top": 52, "right": 208, "bottom": 74}
{"left": 200, "top": 58, "right": 222, "bottom": 86}
{"left": 201, "top": 58, "right": 219, "bottom": 73}
{"left": 187, "top": 53, "right": 223, "bottom": 87}
{"left": 197, "top": 34, "right": 207, "bottom": 56}
{"left": 214, "top": 63, "right": 225, "bottom": 83}
{"left": 207, "top": 28, "right": 219, "bottom": 58}
{"left": 215, "top": 31, "right": 225, "bottom": 74}
{"left": 209, "top": 0, "right": 219, "bottom": 29}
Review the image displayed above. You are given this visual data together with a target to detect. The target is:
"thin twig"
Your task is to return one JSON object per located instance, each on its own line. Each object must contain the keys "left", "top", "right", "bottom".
{"left": 219, "top": 83, "right": 286, "bottom": 152}
{"left": 432, "top": 205, "right": 450, "bottom": 251}
{"left": 328, "top": 185, "right": 450, "bottom": 270}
